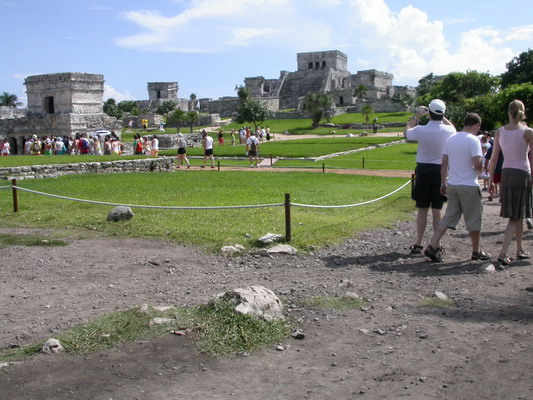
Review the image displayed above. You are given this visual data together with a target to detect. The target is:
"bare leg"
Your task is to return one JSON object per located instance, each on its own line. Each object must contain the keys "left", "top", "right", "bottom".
{"left": 500, "top": 218, "right": 521, "bottom": 256}
{"left": 469, "top": 231, "right": 481, "bottom": 253}
{"left": 415, "top": 208, "right": 429, "bottom": 246}
{"left": 431, "top": 208, "right": 443, "bottom": 248}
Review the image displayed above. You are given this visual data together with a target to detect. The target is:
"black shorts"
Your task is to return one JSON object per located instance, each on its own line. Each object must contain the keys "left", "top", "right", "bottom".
{"left": 205, "top": 148, "right": 213, "bottom": 156}
{"left": 177, "top": 148, "right": 186, "bottom": 155}
{"left": 248, "top": 150, "right": 258, "bottom": 157}
{"left": 413, "top": 163, "right": 444, "bottom": 209}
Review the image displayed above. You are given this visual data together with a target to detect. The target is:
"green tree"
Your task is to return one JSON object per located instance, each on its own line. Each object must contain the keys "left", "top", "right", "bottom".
{"left": 361, "top": 104, "right": 374, "bottom": 128}
{"left": 353, "top": 84, "right": 368, "bottom": 99}
{"left": 235, "top": 99, "right": 271, "bottom": 130}
{"left": 391, "top": 92, "right": 415, "bottom": 111}
{"left": 423, "top": 71, "right": 499, "bottom": 104}
{"left": 417, "top": 73, "right": 438, "bottom": 97}
{"left": 236, "top": 86, "right": 251, "bottom": 103}
{"left": 184, "top": 111, "right": 199, "bottom": 133}
{"left": 156, "top": 100, "right": 176, "bottom": 116}
{"left": 0, "top": 92, "right": 23, "bottom": 107}
{"left": 501, "top": 49, "right": 533, "bottom": 88}
{"left": 302, "top": 93, "right": 333, "bottom": 128}
{"left": 117, "top": 100, "right": 140, "bottom": 115}
{"left": 168, "top": 108, "right": 186, "bottom": 131}
{"left": 103, "top": 98, "right": 123, "bottom": 119}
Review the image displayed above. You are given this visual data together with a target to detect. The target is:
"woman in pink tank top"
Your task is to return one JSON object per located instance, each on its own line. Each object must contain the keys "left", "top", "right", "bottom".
{"left": 488, "top": 99, "right": 533, "bottom": 266}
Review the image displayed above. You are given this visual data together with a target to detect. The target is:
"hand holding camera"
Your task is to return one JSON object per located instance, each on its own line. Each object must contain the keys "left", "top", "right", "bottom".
{"left": 415, "top": 106, "right": 429, "bottom": 118}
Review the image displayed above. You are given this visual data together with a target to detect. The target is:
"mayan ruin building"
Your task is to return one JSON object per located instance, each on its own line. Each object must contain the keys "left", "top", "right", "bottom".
{"left": 0, "top": 72, "right": 121, "bottom": 154}
{"left": 207, "top": 50, "right": 415, "bottom": 117}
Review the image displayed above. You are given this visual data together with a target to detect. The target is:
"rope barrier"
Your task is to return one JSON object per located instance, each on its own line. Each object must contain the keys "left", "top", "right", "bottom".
{"left": 12, "top": 186, "right": 284, "bottom": 210}
{"left": 292, "top": 180, "right": 410, "bottom": 209}
{"left": 0, "top": 186, "right": 11, "bottom": 190}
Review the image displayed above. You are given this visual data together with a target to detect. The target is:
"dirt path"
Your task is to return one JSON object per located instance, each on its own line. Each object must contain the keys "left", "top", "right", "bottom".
{"left": 1, "top": 191, "right": 532, "bottom": 400}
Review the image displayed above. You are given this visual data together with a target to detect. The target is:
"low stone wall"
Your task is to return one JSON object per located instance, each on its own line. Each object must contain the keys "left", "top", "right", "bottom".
{"left": 0, "top": 157, "right": 175, "bottom": 180}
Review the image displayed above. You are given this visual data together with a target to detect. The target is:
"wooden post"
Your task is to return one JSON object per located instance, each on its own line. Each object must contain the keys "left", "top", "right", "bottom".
{"left": 322, "top": 162, "right": 325, "bottom": 173}
{"left": 270, "top": 155, "right": 273, "bottom": 166}
{"left": 362, "top": 157, "right": 365, "bottom": 169}
{"left": 217, "top": 160, "right": 220, "bottom": 171}
{"left": 12, "top": 178, "right": 18, "bottom": 213}
{"left": 284, "top": 193, "right": 291, "bottom": 242}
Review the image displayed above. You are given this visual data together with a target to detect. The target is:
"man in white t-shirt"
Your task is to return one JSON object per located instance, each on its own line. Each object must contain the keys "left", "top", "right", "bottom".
{"left": 201, "top": 130, "right": 215, "bottom": 168}
{"left": 246, "top": 131, "right": 260, "bottom": 167}
{"left": 404, "top": 99, "right": 456, "bottom": 254}
{"left": 424, "top": 113, "right": 490, "bottom": 263}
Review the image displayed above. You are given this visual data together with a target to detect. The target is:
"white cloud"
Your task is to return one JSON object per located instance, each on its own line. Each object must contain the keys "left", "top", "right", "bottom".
{"left": 114, "top": 0, "right": 533, "bottom": 85}
{"left": 115, "top": 0, "right": 334, "bottom": 52}
{"left": 103, "top": 85, "right": 134, "bottom": 102}
{"left": 347, "top": 0, "right": 532, "bottom": 84}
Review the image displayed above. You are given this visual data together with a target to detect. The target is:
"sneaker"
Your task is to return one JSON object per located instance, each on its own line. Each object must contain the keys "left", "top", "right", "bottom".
{"left": 526, "top": 219, "right": 533, "bottom": 230}
{"left": 409, "top": 244, "right": 423, "bottom": 254}
{"left": 471, "top": 250, "right": 491, "bottom": 261}
{"left": 187, "top": 165, "right": 190, "bottom": 169}
{"left": 424, "top": 244, "right": 444, "bottom": 262}
{"left": 201, "top": 165, "right": 205, "bottom": 168}
{"left": 250, "top": 164, "right": 254, "bottom": 168}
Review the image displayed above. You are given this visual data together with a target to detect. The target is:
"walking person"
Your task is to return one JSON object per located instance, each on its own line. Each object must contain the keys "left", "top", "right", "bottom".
{"left": 176, "top": 133, "right": 190, "bottom": 168}
{"left": 424, "top": 113, "right": 490, "bottom": 263}
{"left": 488, "top": 99, "right": 533, "bottom": 266}
{"left": 201, "top": 130, "right": 215, "bottom": 168}
{"left": 151, "top": 135, "right": 159, "bottom": 156}
{"left": 247, "top": 131, "right": 260, "bottom": 168}
{"left": 404, "top": 99, "right": 456, "bottom": 254}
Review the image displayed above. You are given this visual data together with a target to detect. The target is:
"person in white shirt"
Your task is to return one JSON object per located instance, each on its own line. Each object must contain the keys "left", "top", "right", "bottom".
{"left": 201, "top": 130, "right": 215, "bottom": 168}
{"left": 151, "top": 135, "right": 159, "bottom": 156}
{"left": 404, "top": 99, "right": 456, "bottom": 254}
{"left": 246, "top": 132, "right": 260, "bottom": 167}
{"left": 424, "top": 113, "right": 490, "bottom": 263}
{"left": 1, "top": 139, "right": 10, "bottom": 156}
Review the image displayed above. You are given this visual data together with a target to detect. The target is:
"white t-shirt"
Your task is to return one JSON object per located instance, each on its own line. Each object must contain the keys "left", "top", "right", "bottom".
{"left": 443, "top": 131, "right": 483, "bottom": 186}
{"left": 246, "top": 136, "right": 259, "bottom": 147}
{"left": 406, "top": 121, "right": 456, "bottom": 164}
{"left": 204, "top": 135, "right": 214, "bottom": 150}
{"left": 152, "top": 138, "right": 159, "bottom": 151}
{"left": 1, "top": 142, "right": 10, "bottom": 155}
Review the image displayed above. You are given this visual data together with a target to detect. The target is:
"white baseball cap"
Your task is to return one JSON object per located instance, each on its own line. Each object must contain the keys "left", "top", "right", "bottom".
{"left": 428, "top": 99, "right": 446, "bottom": 115}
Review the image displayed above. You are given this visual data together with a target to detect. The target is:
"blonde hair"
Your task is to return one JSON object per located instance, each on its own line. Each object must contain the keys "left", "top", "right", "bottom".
{"left": 508, "top": 99, "right": 526, "bottom": 122}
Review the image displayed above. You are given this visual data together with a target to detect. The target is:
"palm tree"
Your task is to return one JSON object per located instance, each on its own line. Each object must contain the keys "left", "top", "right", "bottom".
{"left": 189, "top": 93, "right": 198, "bottom": 111}
{"left": 361, "top": 104, "right": 374, "bottom": 128}
{"left": 0, "top": 92, "right": 23, "bottom": 107}
{"left": 302, "top": 93, "right": 333, "bottom": 128}
{"left": 184, "top": 111, "right": 199, "bottom": 133}
{"left": 353, "top": 84, "right": 368, "bottom": 100}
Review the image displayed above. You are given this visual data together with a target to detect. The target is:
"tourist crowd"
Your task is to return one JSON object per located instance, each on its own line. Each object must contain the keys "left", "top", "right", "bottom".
{"left": 405, "top": 98, "right": 533, "bottom": 268}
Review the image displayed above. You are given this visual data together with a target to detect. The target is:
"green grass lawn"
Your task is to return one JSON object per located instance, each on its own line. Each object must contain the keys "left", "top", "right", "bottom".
{"left": 161, "top": 136, "right": 404, "bottom": 158}
{"left": 275, "top": 142, "right": 417, "bottom": 170}
{"left": 221, "top": 112, "right": 410, "bottom": 135}
{"left": 0, "top": 171, "right": 412, "bottom": 253}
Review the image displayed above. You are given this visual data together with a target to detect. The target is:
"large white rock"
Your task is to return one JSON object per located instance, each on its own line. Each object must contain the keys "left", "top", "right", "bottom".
{"left": 258, "top": 233, "right": 283, "bottom": 244}
{"left": 217, "top": 285, "right": 284, "bottom": 321}
{"left": 42, "top": 338, "right": 64, "bottom": 354}
{"left": 267, "top": 244, "right": 298, "bottom": 255}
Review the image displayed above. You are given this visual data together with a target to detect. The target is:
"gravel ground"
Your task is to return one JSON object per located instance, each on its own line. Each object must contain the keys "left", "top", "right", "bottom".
{"left": 1, "top": 190, "right": 532, "bottom": 400}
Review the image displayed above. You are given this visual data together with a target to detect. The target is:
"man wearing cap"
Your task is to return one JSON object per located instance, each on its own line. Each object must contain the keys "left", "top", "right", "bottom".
{"left": 404, "top": 99, "right": 456, "bottom": 254}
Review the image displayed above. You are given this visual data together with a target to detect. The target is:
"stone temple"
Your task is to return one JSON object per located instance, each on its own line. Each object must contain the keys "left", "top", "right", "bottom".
{"left": 0, "top": 72, "right": 120, "bottom": 154}
{"left": 206, "top": 50, "right": 415, "bottom": 117}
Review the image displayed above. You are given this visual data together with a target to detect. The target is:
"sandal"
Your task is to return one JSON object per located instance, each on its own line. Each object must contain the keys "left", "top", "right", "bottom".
{"left": 516, "top": 250, "right": 531, "bottom": 260}
{"left": 471, "top": 250, "right": 491, "bottom": 261}
{"left": 409, "top": 244, "right": 423, "bottom": 254}
{"left": 497, "top": 254, "right": 512, "bottom": 266}
{"left": 424, "top": 244, "right": 444, "bottom": 263}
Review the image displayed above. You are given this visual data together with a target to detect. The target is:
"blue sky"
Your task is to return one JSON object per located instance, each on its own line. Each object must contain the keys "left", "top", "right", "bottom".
{"left": 2, "top": 0, "right": 532, "bottom": 106}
